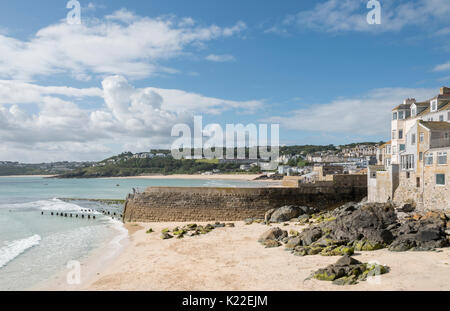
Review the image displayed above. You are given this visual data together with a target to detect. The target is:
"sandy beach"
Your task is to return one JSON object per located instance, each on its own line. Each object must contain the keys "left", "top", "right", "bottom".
{"left": 80, "top": 221, "right": 450, "bottom": 291}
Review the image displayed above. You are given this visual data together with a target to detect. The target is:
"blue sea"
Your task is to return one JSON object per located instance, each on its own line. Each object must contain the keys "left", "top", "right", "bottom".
{"left": 0, "top": 176, "right": 268, "bottom": 290}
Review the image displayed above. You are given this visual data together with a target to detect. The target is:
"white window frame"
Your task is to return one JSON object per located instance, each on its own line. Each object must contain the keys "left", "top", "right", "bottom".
{"left": 438, "top": 152, "right": 447, "bottom": 165}
{"left": 431, "top": 99, "right": 438, "bottom": 112}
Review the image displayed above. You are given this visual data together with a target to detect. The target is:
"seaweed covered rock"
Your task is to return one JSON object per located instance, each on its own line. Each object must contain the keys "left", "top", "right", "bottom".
{"left": 261, "top": 201, "right": 449, "bottom": 255}
{"left": 311, "top": 255, "right": 389, "bottom": 285}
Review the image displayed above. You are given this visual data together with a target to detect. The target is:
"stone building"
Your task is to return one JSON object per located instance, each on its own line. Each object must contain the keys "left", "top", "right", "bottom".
{"left": 369, "top": 87, "right": 450, "bottom": 211}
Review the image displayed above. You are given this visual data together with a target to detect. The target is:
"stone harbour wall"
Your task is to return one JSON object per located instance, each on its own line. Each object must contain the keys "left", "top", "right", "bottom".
{"left": 123, "top": 186, "right": 367, "bottom": 222}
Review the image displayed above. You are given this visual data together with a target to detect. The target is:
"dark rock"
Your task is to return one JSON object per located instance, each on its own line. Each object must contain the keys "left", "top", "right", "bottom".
{"left": 285, "top": 236, "right": 302, "bottom": 250}
{"left": 399, "top": 203, "right": 415, "bottom": 213}
{"left": 270, "top": 206, "right": 304, "bottom": 223}
{"left": 299, "top": 227, "right": 322, "bottom": 246}
{"left": 161, "top": 232, "right": 173, "bottom": 240}
{"left": 258, "top": 227, "right": 287, "bottom": 243}
{"left": 335, "top": 254, "right": 362, "bottom": 266}
{"left": 388, "top": 234, "right": 417, "bottom": 252}
{"left": 416, "top": 228, "right": 441, "bottom": 242}
{"left": 264, "top": 209, "right": 276, "bottom": 224}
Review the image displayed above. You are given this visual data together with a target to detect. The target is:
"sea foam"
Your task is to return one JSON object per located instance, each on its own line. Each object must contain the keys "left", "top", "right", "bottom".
{"left": 0, "top": 234, "right": 41, "bottom": 268}
{"left": 0, "top": 198, "right": 84, "bottom": 212}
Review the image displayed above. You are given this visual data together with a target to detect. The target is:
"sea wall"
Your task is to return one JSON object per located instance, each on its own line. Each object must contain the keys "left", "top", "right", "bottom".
{"left": 123, "top": 185, "right": 367, "bottom": 222}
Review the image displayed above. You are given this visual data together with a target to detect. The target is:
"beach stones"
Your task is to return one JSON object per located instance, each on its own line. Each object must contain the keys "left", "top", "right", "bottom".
{"left": 311, "top": 255, "right": 389, "bottom": 286}
{"left": 161, "top": 232, "right": 173, "bottom": 240}
{"left": 258, "top": 227, "right": 287, "bottom": 244}
{"left": 269, "top": 206, "right": 303, "bottom": 223}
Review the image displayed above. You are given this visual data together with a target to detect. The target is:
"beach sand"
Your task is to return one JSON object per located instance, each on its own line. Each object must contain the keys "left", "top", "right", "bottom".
{"left": 81, "top": 221, "right": 450, "bottom": 291}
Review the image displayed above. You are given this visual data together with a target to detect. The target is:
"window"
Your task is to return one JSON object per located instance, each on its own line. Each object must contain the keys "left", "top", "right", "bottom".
{"left": 406, "top": 172, "right": 410, "bottom": 179}
{"left": 448, "top": 111, "right": 450, "bottom": 120}
{"left": 436, "top": 174, "right": 445, "bottom": 185}
{"left": 387, "top": 145, "right": 391, "bottom": 154}
{"left": 370, "top": 172, "right": 377, "bottom": 179}
{"left": 411, "top": 134, "right": 416, "bottom": 145}
{"left": 399, "top": 111, "right": 404, "bottom": 119}
{"left": 399, "top": 144, "right": 405, "bottom": 151}
{"left": 440, "top": 115, "right": 444, "bottom": 121}
{"left": 425, "top": 153, "right": 433, "bottom": 165}
{"left": 416, "top": 177, "right": 420, "bottom": 188}
{"left": 419, "top": 152, "right": 423, "bottom": 161}
{"left": 401, "top": 154, "right": 414, "bottom": 170}
{"left": 431, "top": 99, "right": 438, "bottom": 112}
{"left": 393, "top": 112, "right": 398, "bottom": 120}
{"left": 392, "top": 146, "right": 397, "bottom": 154}
{"left": 438, "top": 152, "right": 447, "bottom": 165}
{"left": 411, "top": 108, "right": 416, "bottom": 116}
{"left": 392, "top": 130, "right": 396, "bottom": 139}
{"left": 420, "top": 132, "right": 424, "bottom": 143}
{"left": 399, "top": 130, "right": 403, "bottom": 139}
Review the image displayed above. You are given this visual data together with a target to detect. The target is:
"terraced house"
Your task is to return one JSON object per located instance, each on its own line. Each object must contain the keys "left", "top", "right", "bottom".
{"left": 369, "top": 87, "right": 450, "bottom": 211}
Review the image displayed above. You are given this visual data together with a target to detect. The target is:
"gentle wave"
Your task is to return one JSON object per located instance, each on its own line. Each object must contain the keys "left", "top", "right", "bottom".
{"left": 0, "top": 198, "right": 84, "bottom": 212}
{"left": 0, "top": 234, "right": 41, "bottom": 268}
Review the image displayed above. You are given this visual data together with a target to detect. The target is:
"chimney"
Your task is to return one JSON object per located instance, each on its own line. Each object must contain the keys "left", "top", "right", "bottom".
{"left": 440, "top": 87, "right": 450, "bottom": 95}
{"left": 403, "top": 98, "right": 416, "bottom": 105}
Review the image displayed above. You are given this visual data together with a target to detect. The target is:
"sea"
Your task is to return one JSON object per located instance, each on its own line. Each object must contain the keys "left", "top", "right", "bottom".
{"left": 0, "top": 176, "right": 268, "bottom": 290}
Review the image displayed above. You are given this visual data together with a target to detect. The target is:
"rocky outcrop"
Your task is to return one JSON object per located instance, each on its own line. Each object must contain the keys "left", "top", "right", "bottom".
{"left": 311, "top": 255, "right": 389, "bottom": 285}
{"left": 388, "top": 211, "right": 448, "bottom": 251}
{"left": 261, "top": 201, "right": 450, "bottom": 256}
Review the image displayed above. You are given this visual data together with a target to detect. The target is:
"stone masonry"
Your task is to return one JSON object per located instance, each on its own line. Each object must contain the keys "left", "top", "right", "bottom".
{"left": 123, "top": 186, "right": 367, "bottom": 222}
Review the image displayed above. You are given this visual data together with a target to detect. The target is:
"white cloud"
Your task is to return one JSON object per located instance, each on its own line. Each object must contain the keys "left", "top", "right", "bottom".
{"left": 0, "top": 80, "right": 101, "bottom": 104}
{"left": 265, "top": 87, "right": 437, "bottom": 138}
{"left": 275, "top": 0, "right": 450, "bottom": 33}
{"left": 0, "top": 76, "right": 263, "bottom": 162}
{"left": 433, "top": 62, "right": 450, "bottom": 72}
{"left": 205, "top": 54, "right": 236, "bottom": 62}
{"left": 0, "top": 9, "right": 247, "bottom": 80}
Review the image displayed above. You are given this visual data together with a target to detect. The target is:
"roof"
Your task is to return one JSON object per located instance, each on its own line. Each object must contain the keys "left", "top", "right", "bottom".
{"left": 419, "top": 121, "right": 450, "bottom": 131}
{"left": 416, "top": 106, "right": 430, "bottom": 117}
{"left": 413, "top": 101, "right": 429, "bottom": 107}
{"left": 438, "top": 101, "right": 450, "bottom": 111}
{"left": 392, "top": 104, "right": 411, "bottom": 111}
{"left": 379, "top": 140, "right": 391, "bottom": 148}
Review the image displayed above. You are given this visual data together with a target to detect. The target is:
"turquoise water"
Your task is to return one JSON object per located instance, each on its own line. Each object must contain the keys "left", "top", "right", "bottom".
{"left": 0, "top": 177, "right": 268, "bottom": 290}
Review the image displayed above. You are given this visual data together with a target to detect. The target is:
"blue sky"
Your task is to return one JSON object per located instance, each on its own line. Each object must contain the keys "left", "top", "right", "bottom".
{"left": 0, "top": 0, "right": 449, "bottom": 162}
